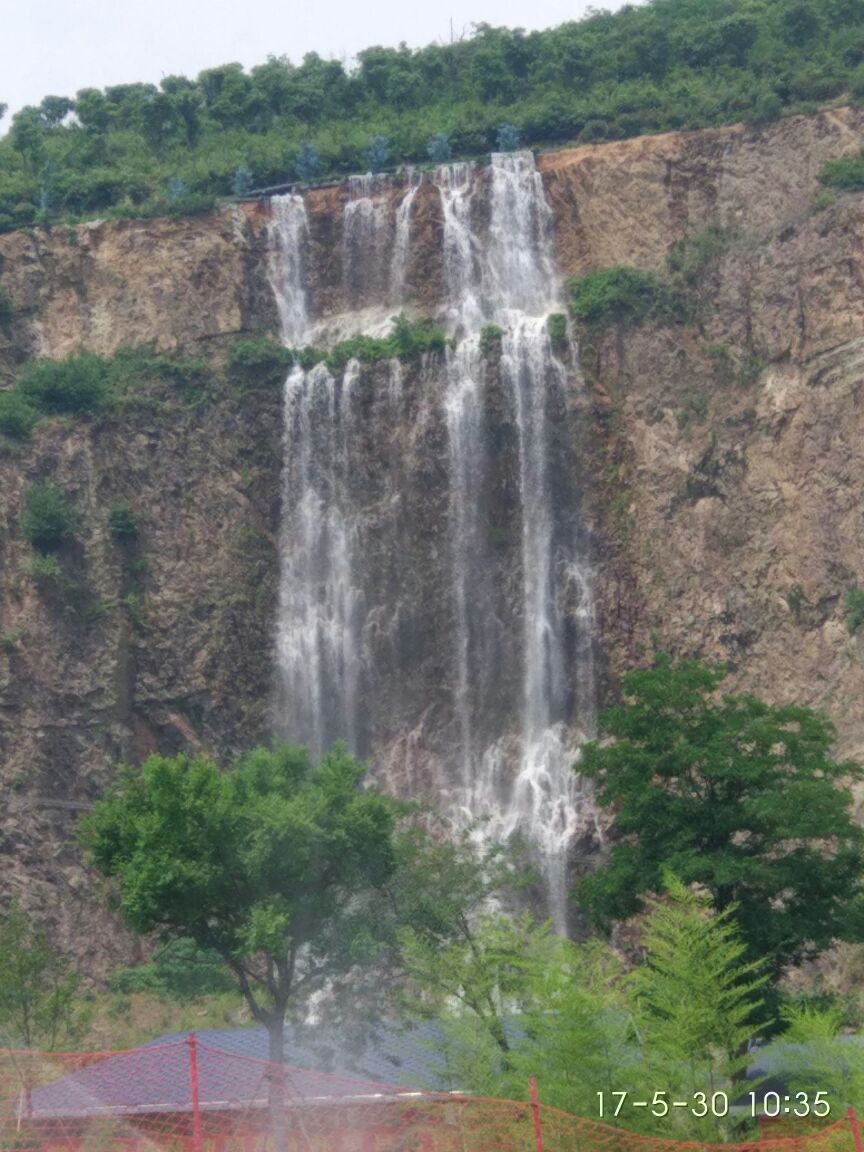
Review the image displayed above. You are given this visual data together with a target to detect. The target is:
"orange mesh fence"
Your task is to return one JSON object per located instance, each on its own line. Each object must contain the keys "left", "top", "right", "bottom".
{"left": 0, "top": 1039, "right": 856, "bottom": 1152}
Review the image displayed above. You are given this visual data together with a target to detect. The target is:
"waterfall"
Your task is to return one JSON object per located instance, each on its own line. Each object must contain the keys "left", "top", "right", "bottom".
{"left": 266, "top": 151, "right": 597, "bottom": 931}
{"left": 390, "top": 170, "right": 420, "bottom": 300}
{"left": 266, "top": 195, "right": 309, "bottom": 345}
{"left": 435, "top": 153, "right": 596, "bottom": 931}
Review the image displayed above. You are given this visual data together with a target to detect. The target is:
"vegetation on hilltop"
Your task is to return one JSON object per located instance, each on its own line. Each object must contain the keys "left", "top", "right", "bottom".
{"left": 2, "top": 0, "right": 864, "bottom": 230}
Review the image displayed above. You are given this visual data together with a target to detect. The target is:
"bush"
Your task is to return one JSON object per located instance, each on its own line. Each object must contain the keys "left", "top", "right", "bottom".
{"left": 21, "top": 483, "right": 77, "bottom": 551}
{"left": 228, "top": 337, "right": 294, "bottom": 387}
{"left": 108, "top": 502, "right": 137, "bottom": 540}
{"left": 17, "top": 351, "right": 110, "bottom": 414}
{"left": 569, "top": 267, "right": 682, "bottom": 328}
{"left": 820, "top": 152, "right": 864, "bottom": 191}
{"left": 0, "top": 392, "right": 38, "bottom": 439}
{"left": 846, "top": 586, "right": 864, "bottom": 634}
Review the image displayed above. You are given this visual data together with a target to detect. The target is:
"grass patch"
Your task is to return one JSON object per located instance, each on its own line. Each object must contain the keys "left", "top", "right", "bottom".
{"left": 820, "top": 153, "right": 864, "bottom": 191}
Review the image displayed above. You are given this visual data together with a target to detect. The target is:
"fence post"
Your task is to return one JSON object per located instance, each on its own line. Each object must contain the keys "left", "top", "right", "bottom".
{"left": 849, "top": 1107, "right": 864, "bottom": 1152}
{"left": 188, "top": 1032, "right": 204, "bottom": 1152}
{"left": 529, "top": 1077, "right": 544, "bottom": 1152}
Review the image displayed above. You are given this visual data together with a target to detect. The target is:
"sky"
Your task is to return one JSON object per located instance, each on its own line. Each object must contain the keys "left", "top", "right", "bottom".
{"left": 1, "top": 0, "right": 632, "bottom": 122}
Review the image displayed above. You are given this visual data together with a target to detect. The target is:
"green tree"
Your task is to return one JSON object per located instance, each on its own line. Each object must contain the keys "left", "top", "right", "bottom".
{"left": 80, "top": 743, "right": 401, "bottom": 1062}
{"left": 0, "top": 901, "right": 86, "bottom": 1049}
{"left": 634, "top": 876, "right": 767, "bottom": 1131}
{"left": 577, "top": 659, "right": 864, "bottom": 981}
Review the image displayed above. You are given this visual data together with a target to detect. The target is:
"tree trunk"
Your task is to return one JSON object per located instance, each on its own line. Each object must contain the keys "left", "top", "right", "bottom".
{"left": 266, "top": 1013, "right": 288, "bottom": 1152}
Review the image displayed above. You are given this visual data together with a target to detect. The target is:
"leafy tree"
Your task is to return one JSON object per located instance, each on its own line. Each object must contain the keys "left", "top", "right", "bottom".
{"left": 294, "top": 140, "right": 320, "bottom": 183}
{"left": 108, "top": 937, "right": 235, "bottom": 1000}
{"left": 232, "top": 166, "right": 253, "bottom": 197}
{"left": 427, "top": 133, "right": 452, "bottom": 163}
{"left": 166, "top": 175, "right": 187, "bottom": 201}
{"left": 0, "top": 901, "right": 86, "bottom": 1049}
{"left": 21, "top": 483, "right": 77, "bottom": 552}
{"left": 366, "top": 134, "right": 391, "bottom": 173}
{"left": 577, "top": 659, "right": 864, "bottom": 981}
{"left": 80, "top": 743, "right": 402, "bottom": 1062}
{"left": 496, "top": 123, "right": 520, "bottom": 151}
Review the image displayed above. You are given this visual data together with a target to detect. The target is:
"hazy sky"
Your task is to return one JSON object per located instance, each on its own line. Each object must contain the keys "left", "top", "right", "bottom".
{"left": 2, "top": 0, "right": 631, "bottom": 121}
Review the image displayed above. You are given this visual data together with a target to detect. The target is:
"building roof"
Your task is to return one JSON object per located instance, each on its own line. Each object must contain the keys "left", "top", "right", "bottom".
{"left": 27, "top": 1036, "right": 414, "bottom": 1120}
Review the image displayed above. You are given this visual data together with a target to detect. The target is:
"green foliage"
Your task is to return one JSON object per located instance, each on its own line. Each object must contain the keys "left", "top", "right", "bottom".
{"left": 820, "top": 151, "right": 864, "bottom": 190}
{"left": 0, "top": 900, "right": 87, "bottom": 1048}
{"left": 547, "top": 313, "right": 568, "bottom": 353}
{"left": 769, "top": 1001, "right": 864, "bottom": 1111}
{"left": 18, "top": 351, "right": 110, "bottom": 414}
{"left": 577, "top": 657, "right": 864, "bottom": 981}
{"left": 634, "top": 877, "right": 767, "bottom": 1131}
{"left": 323, "top": 315, "right": 445, "bottom": 374}
{"left": 569, "top": 267, "right": 682, "bottom": 328}
{"left": 80, "top": 742, "right": 402, "bottom": 1059}
{"left": 29, "top": 552, "right": 63, "bottom": 583}
{"left": 367, "top": 134, "right": 391, "bottom": 173}
{"left": 427, "top": 134, "right": 452, "bottom": 164}
{"left": 21, "top": 482, "right": 77, "bottom": 551}
{"left": 0, "top": 392, "right": 38, "bottom": 439}
{"left": 108, "top": 938, "right": 235, "bottom": 1000}
{"left": 846, "top": 585, "right": 864, "bottom": 633}
{"left": 108, "top": 502, "right": 138, "bottom": 540}
{"left": 228, "top": 337, "right": 294, "bottom": 387}
{"left": 675, "top": 389, "right": 708, "bottom": 428}
{"left": 410, "top": 880, "right": 766, "bottom": 1138}
{"left": 496, "top": 123, "right": 520, "bottom": 152}
{"left": 479, "top": 324, "right": 504, "bottom": 354}
{"left": 294, "top": 141, "right": 320, "bottom": 183}
{"left": 2, "top": 0, "right": 858, "bottom": 230}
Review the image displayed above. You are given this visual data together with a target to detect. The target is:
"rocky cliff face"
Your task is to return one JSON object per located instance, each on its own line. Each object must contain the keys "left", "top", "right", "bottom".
{"left": 2, "top": 106, "right": 864, "bottom": 963}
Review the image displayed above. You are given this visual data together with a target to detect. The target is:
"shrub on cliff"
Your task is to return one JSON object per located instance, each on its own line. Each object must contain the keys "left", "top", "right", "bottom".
{"left": 819, "top": 151, "right": 864, "bottom": 190}
{"left": 569, "top": 267, "right": 682, "bottom": 328}
{"left": 18, "top": 351, "right": 110, "bottom": 414}
{"left": 228, "top": 337, "right": 294, "bottom": 388}
{"left": 0, "top": 392, "right": 38, "bottom": 439}
{"left": 21, "top": 482, "right": 77, "bottom": 551}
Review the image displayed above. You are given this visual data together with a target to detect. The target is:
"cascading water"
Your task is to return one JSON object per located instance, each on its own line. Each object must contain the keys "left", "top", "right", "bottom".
{"left": 267, "top": 155, "right": 598, "bottom": 931}
{"left": 435, "top": 154, "right": 596, "bottom": 930}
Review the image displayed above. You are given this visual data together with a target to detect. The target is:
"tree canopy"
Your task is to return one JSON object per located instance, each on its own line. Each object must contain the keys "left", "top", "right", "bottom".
{"left": 576, "top": 659, "right": 864, "bottom": 980}
{"left": 80, "top": 742, "right": 400, "bottom": 1061}
{"left": 2, "top": 0, "right": 863, "bottom": 230}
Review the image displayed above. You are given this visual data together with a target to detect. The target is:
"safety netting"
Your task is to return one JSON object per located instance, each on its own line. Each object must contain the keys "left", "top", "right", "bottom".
{"left": 0, "top": 1038, "right": 857, "bottom": 1152}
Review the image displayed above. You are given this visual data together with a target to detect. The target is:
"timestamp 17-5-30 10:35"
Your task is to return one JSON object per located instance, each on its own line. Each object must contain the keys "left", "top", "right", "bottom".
{"left": 596, "top": 1091, "right": 832, "bottom": 1120}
